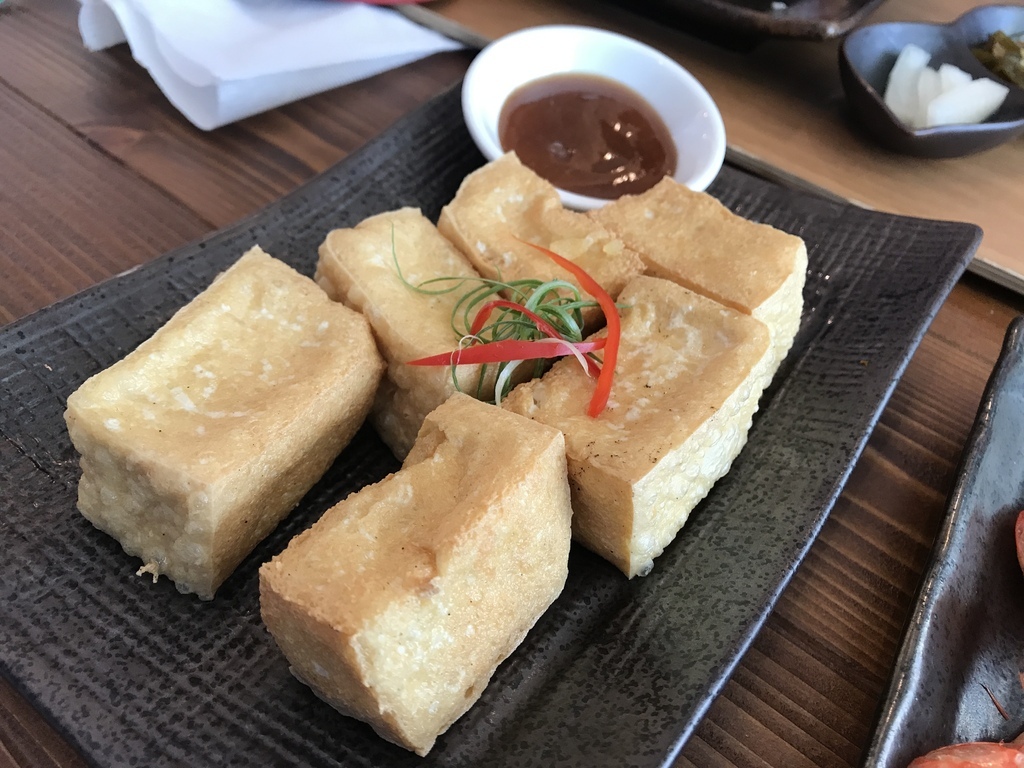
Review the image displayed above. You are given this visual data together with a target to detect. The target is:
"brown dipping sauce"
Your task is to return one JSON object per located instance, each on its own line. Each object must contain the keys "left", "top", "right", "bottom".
{"left": 498, "top": 73, "right": 678, "bottom": 200}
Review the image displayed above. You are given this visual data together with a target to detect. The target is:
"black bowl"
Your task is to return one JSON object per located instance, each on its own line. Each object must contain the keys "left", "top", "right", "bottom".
{"left": 839, "top": 5, "right": 1024, "bottom": 158}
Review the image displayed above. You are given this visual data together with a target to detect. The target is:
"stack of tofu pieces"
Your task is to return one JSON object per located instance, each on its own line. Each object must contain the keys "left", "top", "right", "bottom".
{"left": 64, "top": 152, "right": 806, "bottom": 756}
{"left": 314, "top": 152, "right": 805, "bottom": 578}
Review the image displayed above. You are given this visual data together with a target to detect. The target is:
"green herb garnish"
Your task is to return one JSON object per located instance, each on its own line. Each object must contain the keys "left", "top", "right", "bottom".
{"left": 390, "top": 234, "right": 602, "bottom": 404}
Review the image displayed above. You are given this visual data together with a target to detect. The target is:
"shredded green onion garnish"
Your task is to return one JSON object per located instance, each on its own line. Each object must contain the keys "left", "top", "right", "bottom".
{"left": 390, "top": 230, "right": 601, "bottom": 403}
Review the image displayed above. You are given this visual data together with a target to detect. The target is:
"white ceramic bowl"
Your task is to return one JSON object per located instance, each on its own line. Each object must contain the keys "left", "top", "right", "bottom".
{"left": 461, "top": 24, "right": 727, "bottom": 211}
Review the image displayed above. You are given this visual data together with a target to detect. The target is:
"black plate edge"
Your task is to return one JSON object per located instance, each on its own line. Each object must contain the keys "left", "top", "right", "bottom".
{"left": 862, "top": 315, "right": 1024, "bottom": 768}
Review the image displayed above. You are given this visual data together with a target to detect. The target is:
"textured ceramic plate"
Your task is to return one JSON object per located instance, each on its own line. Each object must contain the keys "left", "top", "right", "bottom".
{"left": 601, "top": 0, "right": 887, "bottom": 41}
{"left": 863, "top": 316, "right": 1024, "bottom": 768}
{"left": 0, "top": 85, "right": 979, "bottom": 768}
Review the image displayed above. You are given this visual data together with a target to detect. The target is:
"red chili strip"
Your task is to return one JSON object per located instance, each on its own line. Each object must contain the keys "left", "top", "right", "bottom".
{"left": 517, "top": 239, "right": 620, "bottom": 417}
{"left": 469, "top": 299, "right": 600, "bottom": 377}
{"left": 469, "top": 299, "right": 562, "bottom": 339}
{"left": 408, "top": 338, "right": 606, "bottom": 367}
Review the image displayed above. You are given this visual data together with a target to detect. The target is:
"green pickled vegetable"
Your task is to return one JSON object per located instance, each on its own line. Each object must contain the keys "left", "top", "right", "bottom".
{"left": 972, "top": 31, "right": 1024, "bottom": 89}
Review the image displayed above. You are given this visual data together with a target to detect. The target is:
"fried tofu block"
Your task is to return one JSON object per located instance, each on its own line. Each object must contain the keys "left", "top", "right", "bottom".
{"left": 437, "top": 152, "right": 644, "bottom": 324}
{"left": 260, "top": 394, "right": 572, "bottom": 756}
{"left": 590, "top": 176, "right": 806, "bottom": 372}
{"left": 316, "top": 208, "right": 493, "bottom": 459}
{"left": 504, "top": 276, "right": 772, "bottom": 578}
{"left": 64, "top": 246, "right": 384, "bottom": 599}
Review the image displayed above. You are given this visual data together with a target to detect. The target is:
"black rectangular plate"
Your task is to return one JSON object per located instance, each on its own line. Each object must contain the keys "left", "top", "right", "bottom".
{"left": 863, "top": 316, "right": 1024, "bottom": 767}
{"left": 0, "top": 84, "right": 979, "bottom": 768}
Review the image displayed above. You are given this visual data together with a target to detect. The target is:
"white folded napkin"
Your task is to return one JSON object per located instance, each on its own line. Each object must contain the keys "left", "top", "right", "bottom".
{"left": 78, "top": 0, "right": 464, "bottom": 130}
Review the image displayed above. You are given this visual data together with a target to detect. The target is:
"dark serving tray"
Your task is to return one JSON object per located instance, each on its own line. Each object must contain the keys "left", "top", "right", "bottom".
{"left": 863, "top": 316, "right": 1024, "bottom": 768}
{"left": 0, "top": 84, "right": 978, "bottom": 768}
{"left": 600, "top": 0, "right": 888, "bottom": 42}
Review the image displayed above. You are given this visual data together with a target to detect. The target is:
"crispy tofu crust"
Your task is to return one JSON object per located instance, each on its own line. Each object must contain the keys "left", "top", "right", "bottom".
{"left": 64, "top": 246, "right": 384, "bottom": 599}
{"left": 260, "top": 394, "right": 572, "bottom": 755}
{"left": 503, "top": 275, "right": 773, "bottom": 577}
{"left": 437, "top": 152, "right": 644, "bottom": 322}
{"left": 316, "top": 208, "right": 492, "bottom": 459}
{"left": 590, "top": 176, "right": 806, "bottom": 370}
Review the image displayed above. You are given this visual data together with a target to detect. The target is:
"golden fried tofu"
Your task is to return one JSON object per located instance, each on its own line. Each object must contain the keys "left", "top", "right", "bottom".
{"left": 260, "top": 394, "right": 572, "bottom": 755}
{"left": 316, "top": 208, "right": 493, "bottom": 459}
{"left": 590, "top": 176, "right": 806, "bottom": 371}
{"left": 503, "top": 275, "right": 772, "bottom": 578}
{"left": 65, "top": 246, "right": 384, "bottom": 599}
{"left": 437, "top": 152, "right": 644, "bottom": 323}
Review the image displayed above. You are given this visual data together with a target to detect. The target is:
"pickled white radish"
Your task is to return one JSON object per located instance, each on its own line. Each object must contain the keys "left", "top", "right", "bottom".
{"left": 938, "top": 63, "right": 972, "bottom": 93}
{"left": 881, "top": 44, "right": 1009, "bottom": 129}
{"left": 883, "top": 43, "right": 930, "bottom": 124}
{"left": 927, "top": 78, "right": 1011, "bottom": 127}
{"left": 915, "top": 67, "right": 942, "bottom": 127}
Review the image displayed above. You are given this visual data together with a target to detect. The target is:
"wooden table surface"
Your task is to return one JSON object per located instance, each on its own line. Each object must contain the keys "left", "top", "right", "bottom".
{"left": 2, "top": 1, "right": 1023, "bottom": 767}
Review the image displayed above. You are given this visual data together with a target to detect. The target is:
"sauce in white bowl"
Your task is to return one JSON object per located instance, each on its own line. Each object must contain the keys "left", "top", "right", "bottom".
{"left": 462, "top": 25, "right": 726, "bottom": 211}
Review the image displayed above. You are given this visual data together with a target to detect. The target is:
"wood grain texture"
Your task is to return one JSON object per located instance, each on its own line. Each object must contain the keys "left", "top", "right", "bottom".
{"left": 0, "top": 677, "right": 86, "bottom": 768}
{"left": 1, "top": 1, "right": 1022, "bottom": 767}
{"left": 0, "top": 80, "right": 210, "bottom": 326}
{"left": 0, "top": 0, "right": 474, "bottom": 228}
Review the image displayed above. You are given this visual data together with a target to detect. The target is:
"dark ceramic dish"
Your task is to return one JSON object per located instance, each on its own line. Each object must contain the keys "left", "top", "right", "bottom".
{"left": 839, "top": 5, "right": 1024, "bottom": 158}
{"left": 602, "top": 0, "right": 886, "bottom": 42}
{"left": 863, "top": 316, "right": 1024, "bottom": 768}
{"left": 0, "top": 85, "right": 979, "bottom": 768}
